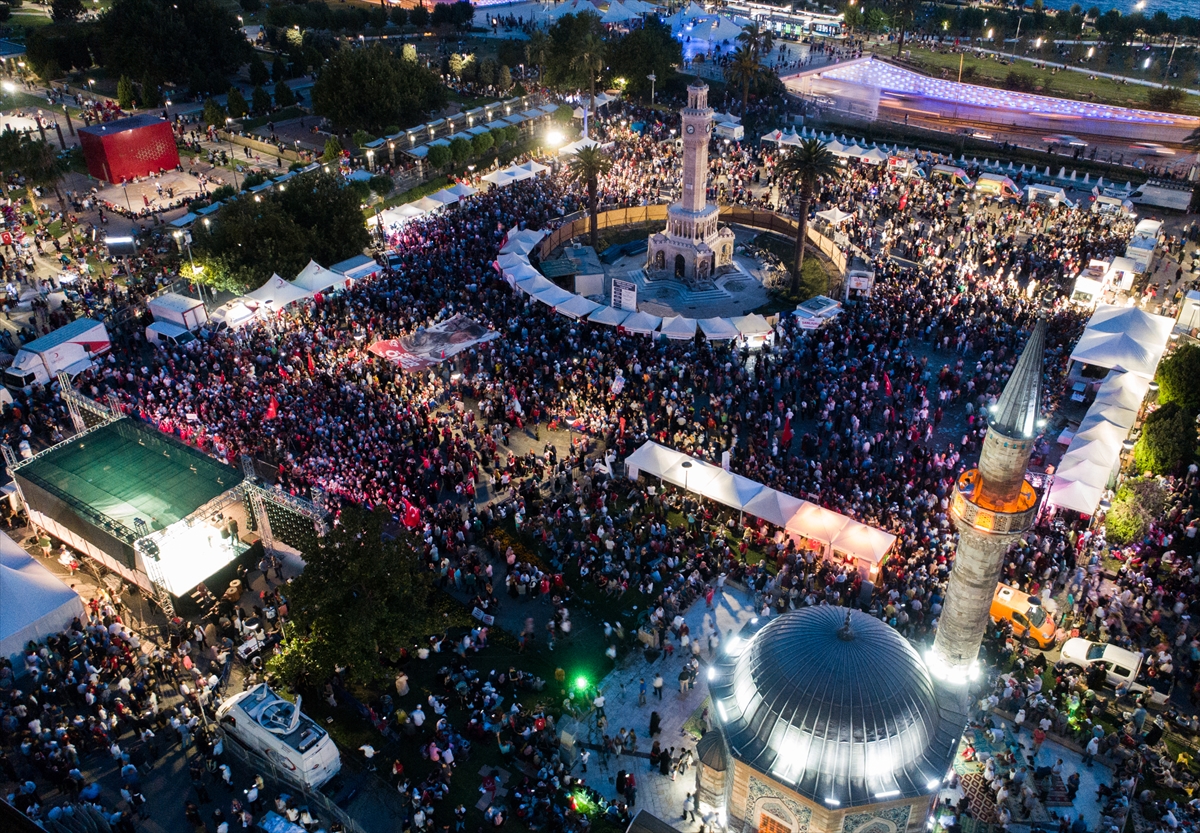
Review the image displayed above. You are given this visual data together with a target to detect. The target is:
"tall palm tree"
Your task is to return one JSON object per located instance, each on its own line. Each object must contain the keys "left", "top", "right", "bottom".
{"left": 566, "top": 146, "right": 613, "bottom": 250}
{"left": 525, "top": 29, "right": 548, "bottom": 84}
{"left": 726, "top": 44, "right": 762, "bottom": 113}
{"left": 774, "top": 138, "right": 839, "bottom": 296}
{"left": 571, "top": 35, "right": 605, "bottom": 127}
{"left": 737, "top": 20, "right": 774, "bottom": 61}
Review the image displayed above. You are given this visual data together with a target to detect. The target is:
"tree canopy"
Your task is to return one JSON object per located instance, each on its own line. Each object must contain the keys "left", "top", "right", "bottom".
{"left": 1133, "top": 401, "right": 1196, "bottom": 475}
{"left": 191, "top": 170, "right": 370, "bottom": 293}
{"left": 266, "top": 506, "right": 436, "bottom": 688}
{"left": 605, "top": 17, "right": 681, "bottom": 100}
{"left": 312, "top": 44, "right": 445, "bottom": 133}
{"left": 1155, "top": 342, "right": 1200, "bottom": 413}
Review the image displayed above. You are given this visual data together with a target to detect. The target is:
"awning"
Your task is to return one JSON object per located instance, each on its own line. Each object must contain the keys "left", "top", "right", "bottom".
{"left": 698, "top": 317, "right": 740, "bottom": 340}
{"left": 741, "top": 488, "right": 806, "bottom": 528}
{"left": 731, "top": 314, "right": 772, "bottom": 336}
{"left": 1048, "top": 478, "right": 1105, "bottom": 515}
{"left": 785, "top": 501, "right": 850, "bottom": 544}
{"left": 659, "top": 315, "right": 697, "bottom": 340}
{"left": 556, "top": 294, "right": 601, "bottom": 319}
{"left": 534, "top": 285, "right": 575, "bottom": 307}
{"left": 588, "top": 305, "right": 632, "bottom": 327}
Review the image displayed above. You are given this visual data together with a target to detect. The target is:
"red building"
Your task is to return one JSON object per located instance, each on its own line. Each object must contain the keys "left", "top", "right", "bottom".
{"left": 78, "top": 115, "right": 179, "bottom": 184}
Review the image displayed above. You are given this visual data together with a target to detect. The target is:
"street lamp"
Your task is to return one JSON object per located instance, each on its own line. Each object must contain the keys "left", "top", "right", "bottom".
{"left": 647, "top": 72, "right": 657, "bottom": 104}
{"left": 173, "top": 230, "right": 205, "bottom": 305}
{"left": 366, "top": 148, "right": 375, "bottom": 171}
{"left": 224, "top": 117, "right": 240, "bottom": 189}
{"left": 681, "top": 460, "right": 692, "bottom": 494}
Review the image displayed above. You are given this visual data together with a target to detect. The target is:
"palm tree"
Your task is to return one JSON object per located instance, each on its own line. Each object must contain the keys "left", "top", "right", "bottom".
{"left": 774, "top": 138, "right": 839, "bottom": 296}
{"left": 737, "top": 20, "right": 774, "bottom": 61}
{"left": 566, "top": 146, "right": 613, "bottom": 250}
{"left": 525, "top": 30, "right": 548, "bottom": 84}
{"left": 571, "top": 35, "right": 605, "bottom": 128}
{"left": 726, "top": 44, "right": 762, "bottom": 113}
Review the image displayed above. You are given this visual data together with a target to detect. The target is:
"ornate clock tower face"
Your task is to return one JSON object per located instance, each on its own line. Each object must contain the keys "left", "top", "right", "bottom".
{"left": 680, "top": 84, "right": 713, "bottom": 213}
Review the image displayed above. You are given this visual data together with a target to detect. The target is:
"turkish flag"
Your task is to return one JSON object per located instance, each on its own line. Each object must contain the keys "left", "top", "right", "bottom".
{"left": 780, "top": 416, "right": 793, "bottom": 447}
{"left": 307, "top": 354, "right": 315, "bottom": 374}
{"left": 265, "top": 397, "right": 278, "bottom": 419}
{"left": 402, "top": 499, "right": 421, "bottom": 529}
{"left": 884, "top": 373, "right": 893, "bottom": 397}
{"left": 279, "top": 365, "right": 289, "bottom": 379}
{"left": 898, "top": 193, "right": 908, "bottom": 212}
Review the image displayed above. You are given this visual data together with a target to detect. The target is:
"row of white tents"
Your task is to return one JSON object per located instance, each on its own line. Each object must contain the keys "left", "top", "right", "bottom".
{"left": 625, "top": 441, "right": 896, "bottom": 571}
{"left": 1048, "top": 305, "right": 1175, "bottom": 516}
{"left": 376, "top": 182, "right": 479, "bottom": 228}
{"left": 231, "top": 256, "right": 382, "bottom": 319}
{"left": 762, "top": 125, "right": 1137, "bottom": 191}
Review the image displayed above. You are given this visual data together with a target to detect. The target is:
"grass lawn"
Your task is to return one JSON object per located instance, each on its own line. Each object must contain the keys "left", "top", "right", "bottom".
{"left": 898, "top": 47, "right": 1200, "bottom": 117}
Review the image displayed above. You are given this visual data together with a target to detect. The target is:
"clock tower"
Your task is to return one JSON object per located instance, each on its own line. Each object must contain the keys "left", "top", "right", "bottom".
{"left": 646, "top": 82, "right": 735, "bottom": 284}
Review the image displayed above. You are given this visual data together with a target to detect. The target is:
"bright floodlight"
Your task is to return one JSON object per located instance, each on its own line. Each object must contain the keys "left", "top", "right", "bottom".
{"left": 546, "top": 129, "right": 564, "bottom": 147}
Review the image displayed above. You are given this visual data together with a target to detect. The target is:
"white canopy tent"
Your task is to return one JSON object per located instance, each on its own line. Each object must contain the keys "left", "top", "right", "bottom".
{"left": 660, "top": 315, "right": 698, "bottom": 340}
{"left": 698, "top": 317, "right": 740, "bottom": 340}
{"left": 510, "top": 160, "right": 550, "bottom": 176}
{"left": 516, "top": 274, "right": 560, "bottom": 296}
{"left": 496, "top": 252, "right": 531, "bottom": 271}
{"left": 815, "top": 207, "right": 854, "bottom": 226}
{"left": 588, "top": 306, "right": 632, "bottom": 327}
{"left": 785, "top": 501, "right": 850, "bottom": 547}
{"left": 601, "top": 1, "right": 639, "bottom": 23}
{"left": 559, "top": 136, "right": 603, "bottom": 156}
{"left": 741, "top": 488, "right": 805, "bottom": 528}
{"left": 534, "top": 285, "right": 576, "bottom": 308}
{"left": 290, "top": 260, "right": 337, "bottom": 294}
{"left": 858, "top": 147, "right": 889, "bottom": 165}
{"left": 411, "top": 196, "right": 445, "bottom": 213}
{"left": 1093, "top": 371, "right": 1150, "bottom": 411}
{"left": 1069, "top": 304, "right": 1174, "bottom": 378}
{"left": 622, "top": 310, "right": 662, "bottom": 335}
{"left": 1, "top": 532, "right": 84, "bottom": 664}
{"left": 1048, "top": 478, "right": 1106, "bottom": 516}
{"left": 246, "top": 274, "right": 313, "bottom": 308}
{"left": 427, "top": 189, "right": 461, "bottom": 206}
{"left": 731, "top": 314, "right": 772, "bottom": 337}
{"left": 480, "top": 170, "right": 520, "bottom": 187}
{"left": 378, "top": 203, "right": 426, "bottom": 226}
{"left": 705, "top": 470, "right": 764, "bottom": 510}
{"left": 501, "top": 227, "right": 549, "bottom": 256}
{"left": 444, "top": 183, "right": 477, "bottom": 199}
{"left": 556, "top": 294, "right": 602, "bottom": 319}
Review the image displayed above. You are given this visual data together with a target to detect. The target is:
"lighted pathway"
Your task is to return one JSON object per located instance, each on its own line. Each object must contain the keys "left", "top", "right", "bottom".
{"left": 571, "top": 585, "right": 758, "bottom": 823}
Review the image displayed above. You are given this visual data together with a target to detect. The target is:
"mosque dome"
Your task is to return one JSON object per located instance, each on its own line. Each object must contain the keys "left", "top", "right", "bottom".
{"left": 707, "top": 608, "right": 956, "bottom": 807}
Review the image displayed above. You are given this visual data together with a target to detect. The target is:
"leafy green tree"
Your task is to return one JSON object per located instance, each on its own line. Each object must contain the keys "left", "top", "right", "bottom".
{"left": 606, "top": 16, "right": 681, "bottom": 100}
{"left": 50, "top": 0, "right": 82, "bottom": 23}
{"left": 251, "top": 85, "right": 272, "bottom": 115}
{"left": 266, "top": 506, "right": 436, "bottom": 689}
{"left": 525, "top": 28, "right": 548, "bottom": 82}
{"left": 140, "top": 74, "right": 161, "bottom": 108}
{"left": 226, "top": 87, "right": 249, "bottom": 119}
{"left": 888, "top": 0, "right": 923, "bottom": 53}
{"left": 401, "top": 43, "right": 417, "bottom": 62}
{"left": 410, "top": 3, "right": 428, "bottom": 27}
{"left": 426, "top": 143, "right": 451, "bottom": 169}
{"left": 116, "top": 75, "right": 135, "bottom": 110}
{"left": 248, "top": 54, "right": 270, "bottom": 87}
{"left": 1134, "top": 401, "right": 1196, "bottom": 474}
{"left": 497, "top": 64, "right": 512, "bottom": 92}
{"left": 273, "top": 80, "right": 296, "bottom": 107}
{"left": 368, "top": 174, "right": 393, "bottom": 197}
{"left": 1147, "top": 86, "right": 1185, "bottom": 113}
{"left": 448, "top": 52, "right": 466, "bottom": 79}
{"left": 774, "top": 138, "right": 840, "bottom": 295}
{"left": 1105, "top": 477, "right": 1167, "bottom": 545}
{"left": 202, "top": 97, "right": 228, "bottom": 127}
{"left": 566, "top": 145, "right": 613, "bottom": 249}
{"left": 321, "top": 136, "right": 343, "bottom": 163}
{"left": 192, "top": 170, "right": 370, "bottom": 292}
{"left": 272, "top": 55, "right": 289, "bottom": 82}
{"left": 544, "top": 11, "right": 604, "bottom": 89}
{"left": 99, "top": 0, "right": 251, "bottom": 87}
{"left": 449, "top": 136, "right": 472, "bottom": 164}
{"left": 472, "top": 131, "right": 494, "bottom": 156}
{"left": 312, "top": 44, "right": 446, "bottom": 133}
{"left": 1155, "top": 343, "right": 1200, "bottom": 412}
{"left": 390, "top": 5, "right": 408, "bottom": 27}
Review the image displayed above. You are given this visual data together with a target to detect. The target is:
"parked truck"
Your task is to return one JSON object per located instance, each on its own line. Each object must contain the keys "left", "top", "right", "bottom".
{"left": 1127, "top": 178, "right": 1194, "bottom": 212}
{"left": 147, "top": 292, "right": 208, "bottom": 331}
{"left": 4, "top": 318, "right": 110, "bottom": 392}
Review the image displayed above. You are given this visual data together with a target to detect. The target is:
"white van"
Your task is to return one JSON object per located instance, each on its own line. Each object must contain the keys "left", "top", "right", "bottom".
{"left": 146, "top": 320, "right": 198, "bottom": 348}
{"left": 1060, "top": 637, "right": 1169, "bottom": 704}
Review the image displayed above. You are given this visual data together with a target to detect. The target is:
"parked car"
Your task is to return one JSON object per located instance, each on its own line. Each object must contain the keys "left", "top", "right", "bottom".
{"left": 1060, "top": 637, "right": 1170, "bottom": 704}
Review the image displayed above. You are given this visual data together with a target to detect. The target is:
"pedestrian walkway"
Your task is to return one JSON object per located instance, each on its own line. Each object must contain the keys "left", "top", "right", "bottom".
{"left": 576, "top": 586, "right": 757, "bottom": 822}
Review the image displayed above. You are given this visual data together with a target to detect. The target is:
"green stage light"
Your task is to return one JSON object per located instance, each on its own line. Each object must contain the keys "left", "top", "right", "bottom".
{"left": 575, "top": 675, "right": 589, "bottom": 691}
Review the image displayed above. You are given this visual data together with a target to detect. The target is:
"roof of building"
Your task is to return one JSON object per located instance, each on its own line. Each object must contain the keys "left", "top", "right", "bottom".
{"left": 989, "top": 318, "right": 1046, "bottom": 439}
{"left": 708, "top": 608, "right": 956, "bottom": 807}
{"left": 78, "top": 114, "right": 171, "bottom": 136}
{"left": 626, "top": 810, "right": 682, "bottom": 833}
{"left": 16, "top": 419, "right": 243, "bottom": 540}
{"left": 695, "top": 731, "right": 726, "bottom": 772}
{"left": 21, "top": 318, "right": 105, "bottom": 354}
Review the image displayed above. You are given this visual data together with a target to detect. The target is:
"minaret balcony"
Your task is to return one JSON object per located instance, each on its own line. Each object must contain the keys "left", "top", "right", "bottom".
{"left": 950, "top": 469, "right": 1038, "bottom": 534}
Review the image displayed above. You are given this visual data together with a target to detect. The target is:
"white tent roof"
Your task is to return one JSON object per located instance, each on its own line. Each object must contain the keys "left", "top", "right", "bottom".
{"left": 785, "top": 501, "right": 850, "bottom": 544}
{"left": 1, "top": 532, "right": 84, "bottom": 662}
{"left": 427, "top": 189, "right": 461, "bottom": 206}
{"left": 624, "top": 441, "right": 682, "bottom": 475}
{"left": 1070, "top": 304, "right": 1174, "bottom": 377}
{"left": 831, "top": 520, "right": 896, "bottom": 565}
{"left": 1048, "top": 478, "right": 1105, "bottom": 515}
{"left": 601, "top": 0, "right": 638, "bottom": 22}
{"left": 290, "top": 260, "right": 336, "bottom": 294}
{"left": 411, "top": 195, "right": 445, "bottom": 213}
{"left": 660, "top": 315, "right": 698, "bottom": 340}
{"left": 560, "top": 136, "right": 603, "bottom": 156}
{"left": 534, "top": 285, "right": 576, "bottom": 308}
{"left": 496, "top": 252, "right": 531, "bottom": 271}
{"left": 1078, "top": 403, "right": 1138, "bottom": 432}
{"left": 741, "top": 488, "right": 805, "bottom": 528}
{"left": 505, "top": 263, "right": 544, "bottom": 284}
{"left": 1093, "top": 372, "right": 1150, "bottom": 411}
{"left": 1073, "top": 421, "right": 1128, "bottom": 448}
{"left": 1086, "top": 304, "right": 1175, "bottom": 345}
{"left": 682, "top": 14, "right": 746, "bottom": 41}
{"left": 556, "top": 294, "right": 602, "bottom": 319}
{"left": 698, "top": 317, "right": 740, "bottom": 340}
{"left": 858, "top": 147, "right": 889, "bottom": 165}
{"left": 588, "top": 305, "right": 632, "bottom": 327}
{"left": 1054, "top": 457, "right": 1115, "bottom": 487}
{"left": 444, "top": 183, "right": 477, "bottom": 199}
{"left": 661, "top": 456, "right": 722, "bottom": 492}
{"left": 705, "top": 470, "right": 764, "bottom": 510}
{"left": 1058, "top": 440, "right": 1118, "bottom": 467}
{"left": 761, "top": 129, "right": 784, "bottom": 144}
{"left": 511, "top": 160, "right": 550, "bottom": 175}
{"left": 815, "top": 207, "right": 854, "bottom": 226}
{"left": 501, "top": 227, "right": 548, "bottom": 256}
{"left": 246, "top": 274, "right": 313, "bottom": 308}
{"left": 516, "top": 274, "right": 559, "bottom": 296}
{"left": 731, "top": 314, "right": 772, "bottom": 336}
{"left": 378, "top": 203, "right": 426, "bottom": 225}
{"left": 481, "top": 169, "right": 520, "bottom": 187}
{"left": 622, "top": 310, "right": 662, "bottom": 335}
